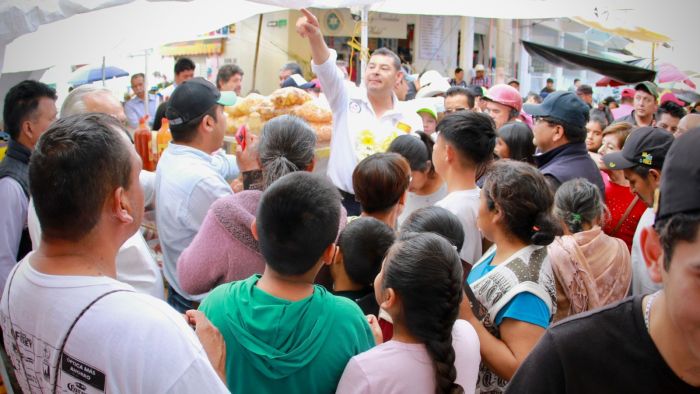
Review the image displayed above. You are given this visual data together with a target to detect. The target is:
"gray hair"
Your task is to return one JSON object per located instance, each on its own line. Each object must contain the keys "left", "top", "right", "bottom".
{"left": 60, "top": 85, "right": 115, "bottom": 118}
{"left": 553, "top": 178, "right": 606, "bottom": 234}
{"left": 259, "top": 115, "right": 316, "bottom": 189}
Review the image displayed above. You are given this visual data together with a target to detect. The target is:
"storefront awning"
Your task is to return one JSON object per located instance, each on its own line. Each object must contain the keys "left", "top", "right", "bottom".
{"left": 522, "top": 40, "right": 656, "bottom": 84}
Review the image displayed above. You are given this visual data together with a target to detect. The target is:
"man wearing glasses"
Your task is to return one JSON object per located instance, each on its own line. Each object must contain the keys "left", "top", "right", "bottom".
{"left": 444, "top": 86, "right": 476, "bottom": 114}
{"left": 524, "top": 91, "right": 604, "bottom": 195}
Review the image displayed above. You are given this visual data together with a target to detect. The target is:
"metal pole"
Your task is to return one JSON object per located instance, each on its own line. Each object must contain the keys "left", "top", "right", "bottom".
{"left": 252, "top": 14, "right": 263, "bottom": 91}
{"left": 651, "top": 42, "right": 655, "bottom": 70}
{"left": 144, "top": 50, "right": 149, "bottom": 124}
{"left": 102, "top": 56, "right": 106, "bottom": 86}
{"left": 360, "top": 5, "right": 369, "bottom": 82}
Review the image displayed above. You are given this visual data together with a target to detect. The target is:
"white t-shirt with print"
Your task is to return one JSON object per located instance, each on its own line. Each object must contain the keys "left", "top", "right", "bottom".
{"left": 435, "top": 188, "right": 483, "bottom": 264}
{"left": 0, "top": 254, "right": 228, "bottom": 394}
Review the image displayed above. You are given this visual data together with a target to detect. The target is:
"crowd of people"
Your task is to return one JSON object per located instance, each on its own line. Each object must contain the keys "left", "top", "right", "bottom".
{"left": 0, "top": 7, "right": 699, "bottom": 393}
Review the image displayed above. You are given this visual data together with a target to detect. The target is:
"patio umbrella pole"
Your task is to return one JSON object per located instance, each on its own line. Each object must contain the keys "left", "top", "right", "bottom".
{"left": 360, "top": 5, "right": 368, "bottom": 82}
{"left": 651, "top": 42, "right": 655, "bottom": 70}
{"left": 102, "top": 56, "right": 106, "bottom": 86}
{"left": 252, "top": 14, "right": 263, "bottom": 91}
{"left": 144, "top": 50, "right": 149, "bottom": 124}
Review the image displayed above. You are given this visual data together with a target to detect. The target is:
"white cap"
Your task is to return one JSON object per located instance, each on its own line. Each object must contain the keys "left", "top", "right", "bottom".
{"left": 475, "top": 64, "right": 485, "bottom": 72}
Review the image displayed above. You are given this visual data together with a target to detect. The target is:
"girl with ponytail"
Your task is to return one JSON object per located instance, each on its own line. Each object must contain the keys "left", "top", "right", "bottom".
{"left": 177, "top": 115, "right": 328, "bottom": 294}
{"left": 337, "top": 233, "right": 480, "bottom": 394}
{"left": 388, "top": 133, "right": 448, "bottom": 225}
{"left": 462, "top": 160, "right": 560, "bottom": 393}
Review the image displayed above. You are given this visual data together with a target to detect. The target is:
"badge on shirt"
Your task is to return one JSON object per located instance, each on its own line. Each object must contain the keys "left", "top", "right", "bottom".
{"left": 349, "top": 102, "right": 361, "bottom": 113}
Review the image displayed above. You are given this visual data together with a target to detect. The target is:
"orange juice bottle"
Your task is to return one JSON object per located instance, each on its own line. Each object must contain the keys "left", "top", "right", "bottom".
{"left": 134, "top": 116, "right": 156, "bottom": 171}
{"left": 156, "top": 118, "right": 172, "bottom": 161}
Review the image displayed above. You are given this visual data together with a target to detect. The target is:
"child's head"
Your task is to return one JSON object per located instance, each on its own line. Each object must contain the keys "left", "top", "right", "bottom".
{"left": 400, "top": 206, "right": 464, "bottom": 253}
{"left": 432, "top": 111, "right": 496, "bottom": 176}
{"left": 335, "top": 217, "right": 396, "bottom": 287}
{"left": 352, "top": 152, "right": 411, "bottom": 214}
{"left": 479, "top": 160, "right": 559, "bottom": 246}
{"left": 375, "top": 232, "right": 464, "bottom": 393}
{"left": 255, "top": 172, "right": 341, "bottom": 276}
{"left": 417, "top": 107, "right": 438, "bottom": 134}
{"left": 553, "top": 178, "right": 605, "bottom": 234}
{"left": 387, "top": 132, "right": 435, "bottom": 193}
{"left": 259, "top": 115, "right": 316, "bottom": 188}
{"left": 495, "top": 121, "right": 535, "bottom": 164}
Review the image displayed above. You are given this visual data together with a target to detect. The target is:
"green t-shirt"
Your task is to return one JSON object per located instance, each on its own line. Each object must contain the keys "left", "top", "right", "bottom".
{"left": 200, "top": 275, "right": 375, "bottom": 393}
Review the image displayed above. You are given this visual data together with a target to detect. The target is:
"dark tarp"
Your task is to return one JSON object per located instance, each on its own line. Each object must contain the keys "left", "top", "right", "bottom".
{"left": 522, "top": 40, "right": 656, "bottom": 84}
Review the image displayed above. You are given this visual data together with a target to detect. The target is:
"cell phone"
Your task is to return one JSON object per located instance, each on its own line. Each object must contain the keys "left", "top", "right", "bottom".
{"left": 236, "top": 125, "right": 247, "bottom": 151}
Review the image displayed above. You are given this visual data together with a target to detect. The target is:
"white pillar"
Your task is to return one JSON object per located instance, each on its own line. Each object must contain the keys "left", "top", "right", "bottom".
{"left": 459, "top": 16, "right": 475, "bottom": 70}
{"left": 555, "top": 31, "right": 565, "bottom": 89}
{"left": 518, "top": 20, "right": 531, "bottom": 95}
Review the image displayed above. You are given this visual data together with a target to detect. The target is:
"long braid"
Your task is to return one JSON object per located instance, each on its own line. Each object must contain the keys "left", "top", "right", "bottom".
{"left": 384, "top": 233, "right": 465, "bottom": 394}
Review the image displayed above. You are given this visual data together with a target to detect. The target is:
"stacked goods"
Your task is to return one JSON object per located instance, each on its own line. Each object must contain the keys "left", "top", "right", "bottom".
{"left": 225, "top": 87, "right": 332, "bottom": 145}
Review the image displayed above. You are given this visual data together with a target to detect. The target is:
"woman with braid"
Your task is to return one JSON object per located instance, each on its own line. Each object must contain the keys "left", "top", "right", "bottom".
{"left": 548, "top": 178, "right": 631, "bottom": 322}
{"left": 337, "top": 233, "right": 480, "bottom": 393}
{"left": 461, "top": 160, "right": 559, "bottom": 393}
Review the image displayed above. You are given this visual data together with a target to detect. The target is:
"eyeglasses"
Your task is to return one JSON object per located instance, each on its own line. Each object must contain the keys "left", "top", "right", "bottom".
{"left": 534, "top": 116, "right": 560, "bottom": 126}
{"left": 444, "top": 107, "right": 468, "bottom": 114}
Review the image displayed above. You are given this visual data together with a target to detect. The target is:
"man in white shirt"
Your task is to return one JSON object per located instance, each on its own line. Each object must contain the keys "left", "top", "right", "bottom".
{"left": 296, "top": 9, "right": 422, "bottom": 216}
{"left": 157, "top": 78, "right": 239, "bottom": 312}
{"left": 1, "top": 113, "right": 228, "bottom": 393}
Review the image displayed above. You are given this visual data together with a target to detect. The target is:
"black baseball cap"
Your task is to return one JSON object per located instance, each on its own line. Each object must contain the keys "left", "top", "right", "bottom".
{"left": 656, "top": 128, "right": 700, "bottom": 221}
{"left": 281, "top": 74, "right": 316, "bottom": 89}
{"left": 166, "top": 77, "right": 236, "bottom": 126}
{"left": 523, "top": 91, "right": 590, "bottom": 129}
{"left": 602, "top": 127, "right": 674, "bottom": 170}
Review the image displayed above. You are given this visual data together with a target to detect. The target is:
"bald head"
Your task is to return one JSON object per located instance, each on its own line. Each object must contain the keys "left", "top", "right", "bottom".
{"left": 61, "top": 86, "right": 127, "bottom": 126}
{"left": 676, "top": 113, "right": 700, "bottom": 138}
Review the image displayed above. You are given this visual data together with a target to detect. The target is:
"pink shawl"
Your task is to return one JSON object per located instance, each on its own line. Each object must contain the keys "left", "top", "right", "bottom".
{"left": 548, "top": 227, "right": 631, "bottom": 322}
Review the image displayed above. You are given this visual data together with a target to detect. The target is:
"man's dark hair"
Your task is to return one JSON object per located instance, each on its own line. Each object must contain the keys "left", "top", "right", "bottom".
{"left": 3, "top": 80, "right": 57, "bottom": 140}
{"left": 281, "top": 62, "right": 303, "bottom": 76}
{"left": 353, "top": 153, "right": 411, "bottom": 214}
{"left": 445, "top": 86, "right": 475, "bottom": 109}
{"left": 655, "top": 213, "right": 700, "bottom": 270}
{"left": 338, "top": 217, "right": 395, "bottom": 286}
{"left": 659, "top": 101, "right": 687, "bottom": 120}
{"left": 215, "top": 64, "right": 244, "bottom": 89}
{"left": 455, "top": 67, "right": 464, "bottom": 74}
{"left": 130, "top": 73, "right": 145, "bottom": 84}
{"left": 257, "top": 172, "right": 341, "bottom": 276}
{"left": 174, "top": 57, "right": 195, "bottom": 75}
{"left": 574, "top": 78, "right": 580, "bottom": 83}
{"left": 371, "top": 47, "right": 401, "bottom": 70}
{"left": 169, "top": 105, "right": 218, "bottom": 143}
{"left": 631, "top": 164, "right": 652, "bottom": 178}
{"left": 436, "top": 111, "right": 496, "bottom": 165}
{"left": 29, "top": 113, "right": 132, "bottom": 242}
{"left": 546, "top": 78, "right": 554, "bottom": 83}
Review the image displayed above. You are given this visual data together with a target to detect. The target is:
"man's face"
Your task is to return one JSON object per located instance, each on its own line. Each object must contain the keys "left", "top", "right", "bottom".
{"left": 660, "top": 224, "right": 700, "bottom": 364}
{"left": 623, "top": 168, "right": 657, "bottom": 207}
{"left": 476, "top": 70, "right": 484, "bottom": 79}
{"left": 279, "top": 69, "right": 294, "bottom": 87}
{"left": 131, "top": 76, "right": 145, "bottom": 99}
{"left": 364, "top": 55, "right": 400, "bottom": 95}
{"left": 220, "top": 73, "right": 243, "bottom": 95}
{"left": 124, "top": 136, "right": 145, "bottom": 236}
{"left": 485, "top": 101, "right": 511, "bottom": 129}
{"left": 211, "top": 105, "right": 227, "bottom": 150}
{"left": 546, "top": 81, "right": 554, "bottom": 88}
{"left": 657, "top": 113, "right": 680, "bottom": 134}
{"left": 634, "top": 90, "right": 657, "bottom": 118}
{"left": 455, "top": 70, "right": 464, "bottom": 80}
{"left": 432, "top": 133, "right": 447, "bottom": 177}
{"left": 175, "top": 69, "right": 195, "bottom": 85}
{"left": 676, "top": 114, "right": 700, "bottom": 138}
{"left": 532, "top": 117, "right": 559, "bottom": 152}
{"left": 25, "top": 97, "right": 58, "bottom": 147}
{"left": 84, "top": 92, "right": 128, "bottom": 127}
{"left": 444, "top": 95, "right": 469, "bottom": 113}
{"left": 578, "top": 93, "right": 592, "bottom": 105}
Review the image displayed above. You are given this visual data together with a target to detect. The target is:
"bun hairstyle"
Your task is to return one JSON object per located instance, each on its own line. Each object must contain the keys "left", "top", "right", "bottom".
{"left": 352, "top": 152, "right": 411, "bottom": 214}
{"left": 400, "top": 206, "right": 465, "bottom": 253}
{"left": 553, "top": 178, "right": 606, "bottom": 234}
{"left": 382, "top": 233, "right": 464, "bottom": 394}
{"left": 259, "top": 115, "right": 316, "bottom": 189}
{"left": 388, "top": 132, "right": 436, "bottom": 174}
{"left": 482, "top": 160, "right": 560, "bottom": 246}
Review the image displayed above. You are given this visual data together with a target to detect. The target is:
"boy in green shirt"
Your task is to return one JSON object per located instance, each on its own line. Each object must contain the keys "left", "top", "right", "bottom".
{"left": 199, "top": 172, "right": 376, "bottom": 393}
